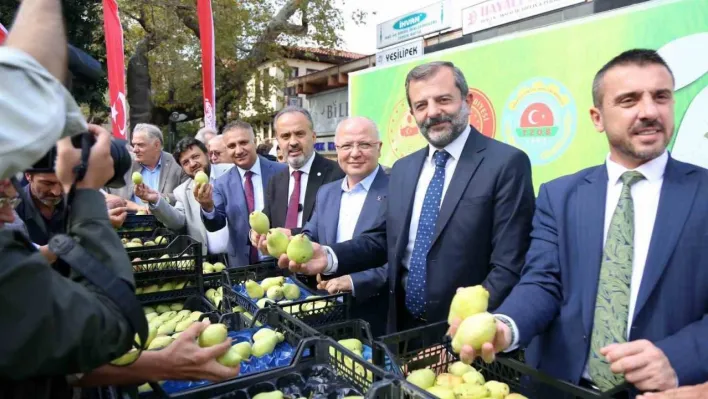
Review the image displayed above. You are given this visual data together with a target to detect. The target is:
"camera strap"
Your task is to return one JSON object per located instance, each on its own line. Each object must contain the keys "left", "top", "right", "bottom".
{"left": 48, "top": 234, "right": 149, "bottom": 355}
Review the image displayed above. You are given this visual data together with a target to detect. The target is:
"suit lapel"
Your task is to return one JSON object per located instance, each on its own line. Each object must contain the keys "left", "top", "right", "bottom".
{"left": 577, "top": 166, "right": 608, "bottom": 336}
{"left": 275, "top": 169, "right": 290, "bottom": 227}
{"left": 633, "top": 158, "right": 697, "bottom": 321}
{"left": 229, "top": 168, "right": 247, "bottom": 217}
{"left": 394, "top": 149, "right": 427, "bottom": 261}
{"left": 304, "top": 154, "right": 327, "bottom": 221}
{"left": 158, "top": 152, "right": 168, "bottom": 193}
{"left": 354, "top": 168, "right": 388, "bottom": 236}
{"left": 430, "top": 129, "right": 486, "bottom": 247}
{"left": 324, "top": 183, "right": 342, "bottom": 245}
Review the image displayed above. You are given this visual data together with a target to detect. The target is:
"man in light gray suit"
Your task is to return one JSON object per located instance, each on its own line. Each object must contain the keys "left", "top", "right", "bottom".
{"left": 107, "top": 123, "right": 188, "bottom": 208}
{"left": 135, "top": 137, "right": 231, "bottom": 255}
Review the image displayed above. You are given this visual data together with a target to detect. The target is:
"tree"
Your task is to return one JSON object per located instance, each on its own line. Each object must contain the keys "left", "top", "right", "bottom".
{"left": 119, "top": 0, "right": 366, "bottom": 131}
{"left": 0, "top": 1, "right": 108, "bottom": 115}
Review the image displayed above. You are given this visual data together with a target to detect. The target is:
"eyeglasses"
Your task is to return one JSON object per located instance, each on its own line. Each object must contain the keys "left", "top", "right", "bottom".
{"left": 0, "top": 196, "right": 22, "bottom": 209}
{"left": 335, "top": 141, "right": 380, "bottom": 152}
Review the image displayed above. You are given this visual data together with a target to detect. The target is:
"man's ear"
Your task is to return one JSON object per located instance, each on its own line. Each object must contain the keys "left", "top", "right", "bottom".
{"left": 589, "top": 107, "right": 605, "bottom": 133}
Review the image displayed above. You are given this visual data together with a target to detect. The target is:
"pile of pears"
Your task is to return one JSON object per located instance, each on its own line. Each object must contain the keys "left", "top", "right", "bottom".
{"left": 205, "top": 287, "right": 224, "bottom": 309}
{"left": 406, "top": 362, "right": 526, "bottom": 398}
{"left": 136, "top": 279, "right": 191, "bottom": 294}
{"left": 203, "top": 261, "right": 227, "bottom": 274}
{"left": 251, "top": 391, "right": 361, "bottom": 399}
{"left": 131, "top": 254, "right": 196, "bottom": 272}
{"left": 121, "top": 236, "right": 169, "bottom": 249}
{"left": 249, "top": 211, "right": 314, "bottom": 264}
{"left": 328, "top": 338, "right": 373, "bottom": 383}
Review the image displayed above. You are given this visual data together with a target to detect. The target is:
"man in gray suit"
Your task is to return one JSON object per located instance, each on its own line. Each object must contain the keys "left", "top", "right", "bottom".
{"left": 134, "top": 137, "right": 231, "bottom": 255}
{"left": 107, "top": 123, "right": 188, "bottom": 208}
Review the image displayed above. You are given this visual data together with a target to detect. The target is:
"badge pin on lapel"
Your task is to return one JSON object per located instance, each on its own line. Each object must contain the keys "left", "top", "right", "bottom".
{"left": 377, "top": 196, "right": 382, "bottom": 201}
{"left": 317, "top": 172, "right": 322, "bottom": 176}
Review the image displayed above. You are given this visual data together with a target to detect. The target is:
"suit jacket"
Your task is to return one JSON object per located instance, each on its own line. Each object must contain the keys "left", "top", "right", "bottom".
{"left": 303, "top": 167, "right": 390, "bottom": 336}
{"left": 107, "top": 151, "right": 188, "bottom": 205}
{"left": 329, "top": 127, "right": 535, "bottom": 333}
{"left": 496, "top": 157, "right": 708, "bottom": 388}
{"left": 149, "top": 164, "right": 233, "bottom": 255}
{"left": 263, "top": 152, "right": 345, "bottom": 235}
{"left": 201, "top": 156, "right": 286, "bottom": 268}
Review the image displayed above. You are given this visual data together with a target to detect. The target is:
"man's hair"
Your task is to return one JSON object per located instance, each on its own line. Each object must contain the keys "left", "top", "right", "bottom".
{"left": 222, "top": 120, "right": 255, "bottom": 141}
{"left": 405, "top": 61, "right": 469, "bottom": 108}
{"left": 133, "top": 123, "right": 164, "bottom": 146}
{"left": 173, "top": 137, "right": 207, "bottom": 164}
{"left": 592, "top": 49, "right": 675, "bottom": 108}
{"left": 273, "top": 106, "right": 314, "bottom": 132}
{"left": 195, "top": 127, "right": 218, "bottom": 143}
{"left": 256, "top": 143, "right": 271, "bottom": 155}
{"left": 335, "top": 116, "right": 381, "bottom": 141}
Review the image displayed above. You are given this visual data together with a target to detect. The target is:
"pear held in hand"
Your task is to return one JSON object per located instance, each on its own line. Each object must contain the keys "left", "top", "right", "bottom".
{"left": 132, "top": 172, "right": 143, "bottom": 185}
{"left": 194, "top": 171, "right": 209, "bottom": 186}
{"left": 217, "top": 346, "right": 242, "bottom": 367}
{"left": 266, "top": 229, "right": 290, "bottom": 258}
{"left": 249, "top": 211, "right": 270, "bottom": 235}
{"left": 286, "top": 234, "right": 314, "bottom": 264}
{"left": 451, "top": 312, "right": 497, "bottom": 353}
{"left": 198, "top": 323, "right": 228, "bottom": 348}
{"left": 448, "top": 285, "right": 489, "bottom": 325}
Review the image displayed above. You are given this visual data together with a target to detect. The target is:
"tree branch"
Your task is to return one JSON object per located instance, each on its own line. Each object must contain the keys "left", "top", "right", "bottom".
{"left": 175, "top": 5, "right": 200, "bottom": 39}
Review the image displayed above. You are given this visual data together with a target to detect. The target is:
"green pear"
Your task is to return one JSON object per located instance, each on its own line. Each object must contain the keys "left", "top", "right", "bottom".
{"left": 157, "top": 320, "right": 177, "bottom": 336}
{"left": 338, "top": 338, "right": 363, "bottom": 353}
{"left": 449, "top": 361, "right": 474, "bottom": 377}
{"left": 143, "top": 306, "right": 155, "bottom": 314}
{"left": 131, "top": 238, "right": 142, "bottom": 244}
{"left": 253, "top": 328, "right": 277, "bottom": 342}
{"left": 159, "top": 254, "right": 172, "bottom": 269}
{"left": 170, "top": 302, "right": 183, "bottom": 311}
{"left": 252, "top": 391, "right": 283, "bottom": 399}
{"left": 144, "top": 241, "right": 156, "bottom": 246}
{"left": 436, "top": 373, "right": 464, "bottom": 388}
{"left": 154, "top": 236, "right": 167, "bottom": 245}
{"left": 276, "top": 332, "right": 285, "bottom": 342}
{"left": 147, "top": 336, "right": 174, "bottom": 350}
{"left": 286, "top": 234, "right": 314, "bottom": 264}
{"left": 448, "top": 285, "right": 489, "bottom": 325}
{"left": 198, "top": 323, "right": 228, "bottom": 347}
{"left": 232, "top": 306, "right": 244, "bottom": 313}
{"left": 143, "top": 284, "right": 159, "bottom": 294}
{"left": 121, "top": 238, "right": 129, "bottom": 244}
{"left": 251, "top": 335, "right": 278, "bottom": 357}
{"left": 505, "top": 394, "right": 529, "bottom": 399}
{"left": 205, "top": 288, "right": 217, "bottom": 301}
{"left": 110, "top": 349, "right": 140, "bottom": 366}
{"left": 266, "top": 286, "right": 284, "bottom": 301}
{"left": 406, "top": 368, "right": 436, "bottom": 389}
{"left": 245, "top": 280, "right": 265, "bottom": 299}
{"left": 188, "top": 311, "right": 203, "bottom": 322}
{"left": 174, "top": 280, "right": 187, "bottom": 289}
{"left": 426, "top": 386, "right": 456, "bottom": 399}
{"left": 462, "top": 369, "right": 485, "bottom": 385}
{"left": 257, "top": 298, "right": 273, "bottom": 309}
{"left": 217, "top": 346, "right": 242, "bottom": 367}
{"left": 145, "top": 312, "right": 158, "bottom": 322}
{"left": 137, "top": 383, "right": 152, "bottom": 393}
{"left": 132, "top": 172, "right": 143, "bottom": 185}
{"left": 125, "top": 242, "right": 143, "bottom": 248}
{"left": 175, "top": 319, "right": 194, "bottom": 333}
{"left": 282, "top": 283, "right": 300, "bottom": 300}
{"left": 155, "top": 304, "right": 171, "bottom": 314}
{"left": 249, "top": 211, "right": 270, "bottom": 235}
{"left": 452, "top": 383, "right": 490, "bottom": 399}
{"left": 213, "top": 262, "right": 226, "bottom": 272}
{"left": 177, "top": 309, "right": 191, "bottom": 318}
{"left": 156, "top": 311, "right": 177, "bottom": 321}
{"left": 452, "top": 312, "right": 497, "bottom": 353}
{"left": 278, "top": 301, "right": 300, "bottom": 314}
{"left": 203, "top": 261, "right": 214, "bottom": 271}
{"left": 484, "top": 381, "right": 510, "bottom": 399}
{"left": 232, "top": 341, "right": 252, "bottom": 359}
{"left": 194, "top": 171, "right": 209, "bottom": 185}
{"left": 135, "top": 287, "right": 144, "bottom": 294}
{"left": 149, "top": 318, "right": 164, "bottom": 329}
{"left": 136, "top": 325, "right": 158, "bottom": 348}
{"left": 266, "top": 229, "right": 289, "bottom": 257}
{"left": 159, "top": 282, "right": 175, "bottom": 292}
{"left": 260, "top": 276, "right": 285, "bottom": 291}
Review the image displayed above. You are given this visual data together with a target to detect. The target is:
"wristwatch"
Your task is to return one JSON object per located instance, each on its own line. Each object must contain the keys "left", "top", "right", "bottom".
{"left": 494, "top": 315, "right": 516, "bottom": 348}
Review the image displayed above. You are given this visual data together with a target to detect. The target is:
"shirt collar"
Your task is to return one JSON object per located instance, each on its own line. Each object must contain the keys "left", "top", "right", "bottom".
{"left": 237, "top": 156, "right": 262, "bottom": 179}
{"left": 605, "top": 150, "right": 668, "bottom": 185}
{"left": 341, "top": 165, "right": 380, "bottom": 193}
{"left": 140, "top": 154, "right": 162, "bottom": 171}
{"left": 289, "top": 152, "right": 315, "bottom": 176}
{"left": 426, "top": 125, "right": 471, "bottom": 164}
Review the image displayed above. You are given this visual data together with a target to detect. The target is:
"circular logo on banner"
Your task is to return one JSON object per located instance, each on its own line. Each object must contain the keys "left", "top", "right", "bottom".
{"left": 386, "top": 99, "right": 428, "bottom": 159}
{"left": 204, "top": 98, "right": 215, "bottom": 129}
{"left": 111, "top": 91, "right": 128, "bottom": 138}
{"left": 468, "top": 88, "right": 496, "bottom": 138}
{"left": 501, "top": 78, "right": 577, "bottom": 165}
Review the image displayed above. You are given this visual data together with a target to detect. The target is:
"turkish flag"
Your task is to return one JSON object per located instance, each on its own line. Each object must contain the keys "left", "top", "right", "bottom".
{"left": 102, "top": 0, "right": 128, "bottom": 139}
{"left": 0, "top": 22, "right": 8, "bottom": 43}
{"left": 197, "top": 0, "right": 216, "bottom": 130}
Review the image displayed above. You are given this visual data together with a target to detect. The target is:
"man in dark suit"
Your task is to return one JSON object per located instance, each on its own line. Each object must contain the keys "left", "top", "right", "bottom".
{"left": 302, "top": 116, "right": 389, "bottom": 336}
{"left": 453, "top": 49, "right": 708, "bottom": 395}
{"left": 252, "top": 106, "right": 344, "bottom": 288}
{"left": 278, "top": 61, "right": 535, "bottom": 333}
{"left": 195, "top": 121, "right": 286, "bottom": 268}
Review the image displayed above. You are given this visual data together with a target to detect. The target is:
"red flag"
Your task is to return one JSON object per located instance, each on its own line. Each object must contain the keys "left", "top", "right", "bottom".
{"left": 102, "top": 0, "right": 128, "bottom": 139}
{"left": 197, "top": 0, "right": 216, "bottom": 130}
{"left": 0, "top": 22, "right": 8, "bottom": 43}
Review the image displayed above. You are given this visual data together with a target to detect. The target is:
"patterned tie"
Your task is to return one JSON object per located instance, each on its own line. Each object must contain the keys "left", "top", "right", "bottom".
{"left": 405, "top": 150, "right": 451, "bottom": 319}
{"left": 285, "top": 170, "right": 303, "bottom": 229}
{"left": 588, "top": 170, "right": 645, "bottom": 390}
{"left": 244, "top": 171, "right": 259, "bottom": 264}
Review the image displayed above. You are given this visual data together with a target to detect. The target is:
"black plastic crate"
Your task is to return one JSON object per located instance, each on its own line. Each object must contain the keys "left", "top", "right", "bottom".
{"left": 117, "top": 213, "right": 165, "bottom": 238}
{"left": 141, "top": 336, "right": 401, "bottom": 398}
{"left": 374, "top": 321, "right": 631, "bottom": 399}
{"left": 123, "top": 228, "right": 178, "bottom": 253}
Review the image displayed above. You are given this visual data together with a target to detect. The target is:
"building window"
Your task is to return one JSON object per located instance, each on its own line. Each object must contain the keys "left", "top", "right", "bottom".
{"left": 290, "top": 68, "right": 299, "bottom": 78}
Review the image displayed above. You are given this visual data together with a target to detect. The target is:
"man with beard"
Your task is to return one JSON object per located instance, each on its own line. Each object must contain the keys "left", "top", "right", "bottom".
{"left": 452, "top": 49, "right": 708, "bottom": 396}
{"left": 134, "top": 137, "right": 232, "bottom": 256}
{"left": 196, "top": 121, "right": 286, "bottom": 267}
{"left": 277, "top": 61, "right": 535, "bottom": 332}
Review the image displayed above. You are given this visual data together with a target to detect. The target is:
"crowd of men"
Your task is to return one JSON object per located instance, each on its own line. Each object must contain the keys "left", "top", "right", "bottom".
{"left": 1, "top": 5, "right": 706, "bottom": 394}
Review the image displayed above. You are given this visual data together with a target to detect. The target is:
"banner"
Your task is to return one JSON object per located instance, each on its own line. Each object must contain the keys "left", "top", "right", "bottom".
{"left": 102, "top": 0, "right": 128, "bottom": 139}
{"left": 197, "top": 0, "right": 216, "bottom": 130}
{"left": 349, "top": 0, "right": 708, "bottom": 192}
{"left": 0, "top": 22, "right": 7, "bottom": 43}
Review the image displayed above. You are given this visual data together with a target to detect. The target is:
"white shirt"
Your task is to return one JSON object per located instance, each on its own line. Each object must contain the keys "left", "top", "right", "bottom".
{"left": 401, "top": 125, "right": 471, "bottom": 270}
{"left": 287, "top": 153, "right": 316, "bottom": 228}
{"left": 501, "top": 151, "right": 668, "bottom": 374}
{"left": 236, "top": 156, "right": 265, "bottom": 213}
{"left": 337, "top": 166, "right": 380, "bottom": 243}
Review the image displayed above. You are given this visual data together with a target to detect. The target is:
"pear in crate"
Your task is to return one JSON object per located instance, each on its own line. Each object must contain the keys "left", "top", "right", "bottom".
{"left": 154, "top": 236, "right": 168, "bottom": 245}
{"left": 177, "top": 309, "right": 191, "bottom": 318}
{"left": 206, "top": 288, "right": 218, "bottom": 302}
{"left": 249, "top": 211, "right": 270, "bottom": 235}
{"left": 448, "top": 285, "right": 489, "bottom": 324}
{"left": 245, "top": 280, "right": 265, "bottom": 299}
{"left": 143, "top": 306, "right": 155, "bottom": 314}
{"left": 449, "top": 361, "right": 474, "bottom": 377}
{"left": 157, "top": 320, "right": 177, "bottom": 336}
{"left": 426, "top": 386, "right": 455, "bottom": 399}
{"left": 266, "top": 229, "right": 289, "bottom": 257}
{"left": 282, "top": 283, "right": 300, "bottom": 300}
{"left": 436, "top": 373, "right": 464, "bottom": 388}
{"left": 143, "top": 284, "right": 159, "bottom": 294}
{"left": 175, "top": 319, "right": 194, "bottom": 333}
{"left": 286, "top": 234, "right": 314, "bottom": 264}
{"left": 155, "top": 304, "right": 171, "bottom": 314}
{"left": 453, "top": 383, "right": 490, "bottom": 399}
{"left": 232, "top": 342, "right": 252, "bottom": 359}
{"left": 260, "top": 276, "right": 285, "bottom": 291}
{"left": 266, "top": 286, "right": 284, "bottom": 301}
{"left": 188, "top": 311, "right": 203, "bottom": 322}
{"left": 407, "top": 368, "right": 436, "bottom": 389}
{"left": 213, "top": 262, "right": 226, "bottom": 272}
{"left": 174, "top": 280, "right": 187, "bottom": 289}
{"left": 257, "top": 298, "right": 273, "bottom": 309}
{"left": 159, "top": 282, "right": 175, "bottom": 292}
{"left": 338, "top": 338, "right": 363, "bottom": 353}
{"left": 147, "top": 336, "right": 174, "bottom": 350}
{"left": 136, "top": 325, "right": 158, "bottom": 348}
{"left": 253, "top": 328, "right": 277, "bottom": 342}
{"left": 251, "top": 335, "right": 278, "bottom": 357}
{"left": 203, "top": 262, "right": 214, "bottom": 274}
{"left": 484, "top": 381, "right": 510, "bottom": 399}
{"left": 217, "top": 346, "right": 242, "bottom": 367}
{"left": 505, "top": 394, "right": 528, "bottom": 399}
{"left": 252, "top": 391, "right": 283, "bottom": 399}
{"left": 462, "top": 369, "right": 485, "bottom": 385}
{"left": 452, "top": 312, "right": 497, "bottom": 353}
{"left": 144, "top": 241, "right": 156, "bottom": 246}
{"left": 145, "top": 312, "right": 158, "bottom": 322}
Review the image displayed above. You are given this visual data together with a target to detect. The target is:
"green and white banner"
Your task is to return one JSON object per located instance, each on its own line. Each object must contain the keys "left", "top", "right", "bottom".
{"left": 350, "top": 0, "right": 708, "bottom": 192}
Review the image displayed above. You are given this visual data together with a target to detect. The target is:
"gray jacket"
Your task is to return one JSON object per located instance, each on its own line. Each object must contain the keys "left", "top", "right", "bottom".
{"left": 107, "top": 151, "right": 188, "bottom": 205}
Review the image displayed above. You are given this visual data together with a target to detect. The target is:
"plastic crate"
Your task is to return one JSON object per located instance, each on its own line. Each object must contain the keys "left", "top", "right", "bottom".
{"left": 374, "top": 321, "right": 631, "bottom": 399}
{"left": 130, "top": 236, "right": 204, "bottom": 304}
{"left": 117, "top": 213, "right": 165, "bottom": 238}
{"left": 123, "top": 228, "right": 178, "bottom": 254}
{"left": 142, "top": 336, "right": 400, "bottom": 398}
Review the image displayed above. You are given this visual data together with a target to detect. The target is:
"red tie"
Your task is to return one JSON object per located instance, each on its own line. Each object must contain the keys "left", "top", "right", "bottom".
{"left": 285, "top": 170, "right": 302, "bottom": 229}
{"left": 244, "top": 171, "right": 258, "bottom": 264}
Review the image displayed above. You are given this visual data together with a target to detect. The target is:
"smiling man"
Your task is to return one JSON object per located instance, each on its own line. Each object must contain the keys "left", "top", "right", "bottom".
{"left": 453, "top": 49, "right": 708, "bottom": 396}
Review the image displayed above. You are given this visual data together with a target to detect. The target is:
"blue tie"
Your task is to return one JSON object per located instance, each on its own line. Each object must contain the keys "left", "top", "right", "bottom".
{"left": 406, "top": 150, "right": 451, "bottom": 318}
